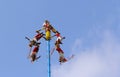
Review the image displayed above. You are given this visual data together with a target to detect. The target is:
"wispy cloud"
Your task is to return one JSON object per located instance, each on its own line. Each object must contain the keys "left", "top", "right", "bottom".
{"left": 52, "top": 30, "right": 120, "bottom": 77}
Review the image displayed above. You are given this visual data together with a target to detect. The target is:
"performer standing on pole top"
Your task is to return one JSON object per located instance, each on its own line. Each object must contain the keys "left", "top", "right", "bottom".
{"left": 37, "top": 20, "right": 57, "bottom": 40}
{"left": 43, "top": 20, "right": 57, "bottom": 33}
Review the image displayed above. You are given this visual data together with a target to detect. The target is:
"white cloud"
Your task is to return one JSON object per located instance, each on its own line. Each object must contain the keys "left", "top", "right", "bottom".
{"left": 52, "top": 31, "right": 120, "bottom": 77}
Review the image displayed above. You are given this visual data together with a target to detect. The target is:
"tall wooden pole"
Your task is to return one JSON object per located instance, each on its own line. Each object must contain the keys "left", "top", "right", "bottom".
{"left": 47, "top": 40, "right": 51, "bottom": 77}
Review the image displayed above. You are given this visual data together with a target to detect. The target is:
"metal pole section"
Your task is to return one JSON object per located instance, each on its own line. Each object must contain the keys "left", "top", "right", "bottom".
{"left": 47, "top": 40, "right": 51, "bottom": 77}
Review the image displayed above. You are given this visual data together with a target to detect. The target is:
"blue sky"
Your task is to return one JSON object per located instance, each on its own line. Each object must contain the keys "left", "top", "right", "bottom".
{"left": 0, "top": 0, "right": 120, "bottom": 77}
